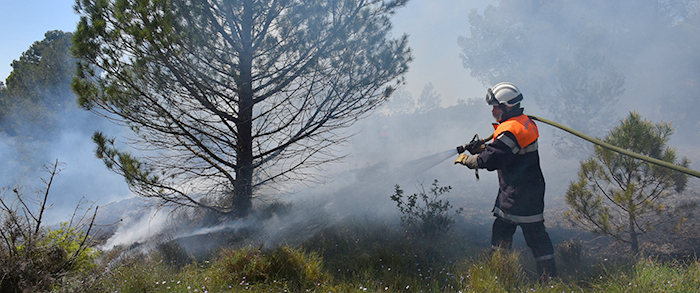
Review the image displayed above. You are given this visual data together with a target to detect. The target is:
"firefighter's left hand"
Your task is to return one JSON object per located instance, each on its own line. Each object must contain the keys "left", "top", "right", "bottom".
{"left": 454, "top": 153, "right": 479, "bottom": 169}
{"left": 454, "top": 153, "right": 469, "bottom": 165}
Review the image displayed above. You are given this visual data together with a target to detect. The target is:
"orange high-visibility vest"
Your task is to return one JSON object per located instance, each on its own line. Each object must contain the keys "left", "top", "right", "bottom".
{"left": 492, "top": 114, "right": 539, "bottom": 149}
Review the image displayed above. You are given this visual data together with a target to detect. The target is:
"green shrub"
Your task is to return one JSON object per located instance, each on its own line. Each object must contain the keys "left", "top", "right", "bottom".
{"left": 0, "top": 161, "right": 100, "bottom": 292}
{"left": 0, "top": 220, "right": 99, "bottom": 292}
{"left": 268, "top": 246, "right": 328, "bottom": 290}
{"left": 217, "top": 245, "right": 328, "bottom": 291}
{"left": 554, "top": 238, "right": 602, "bottom": 279}
{"left": 218, "top": 246, "right": 270, "bottom": 283}
{"left": 390, "top": 179, "right": 462, "bottom": 237}
{"left": 42, "top": 222, "right": 101, "bottom": 272}
{"left": 557, "top": 238, "right": 583, "bottom": 265}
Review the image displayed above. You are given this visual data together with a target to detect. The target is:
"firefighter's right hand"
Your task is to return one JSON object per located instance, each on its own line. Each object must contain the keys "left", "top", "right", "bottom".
{"left": 465, "top": 139, "right": 486, "bottom": 154}
{"left": 454, "top": 153, "right": 469, "bottom": 165}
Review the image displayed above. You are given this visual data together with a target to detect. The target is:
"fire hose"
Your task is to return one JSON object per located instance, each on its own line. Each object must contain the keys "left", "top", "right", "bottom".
{"left": 457, "top": 115, "right": 700, "bottom": 180}
{"left": 527, "top": 115, "right": 700, "bottom": 179}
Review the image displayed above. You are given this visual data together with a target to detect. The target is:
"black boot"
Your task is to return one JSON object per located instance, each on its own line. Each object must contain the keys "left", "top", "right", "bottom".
{"left": 536, "top": 259, "right": 558, "bottom": 281}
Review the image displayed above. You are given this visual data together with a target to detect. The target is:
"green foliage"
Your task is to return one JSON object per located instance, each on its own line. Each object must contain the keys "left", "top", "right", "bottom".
{"left": 457, "top": 250, "right": 526, "bottom": 292}
{"left": 0, "top": 30, "right": 87, "bottom": 187}
{"left": 556, "top": 238, "right": 583, "bottom": 268}
{"left": 270, "top": 246, "right": 327, "bottom": 287}
{"left": 0, "top": 30, "right": 75, "bottom": 136}
{"left": 0, "top": 161, "right": 99, "bottom": 293}
{"left": 565, "top": 112, "right": 694, "bottom": 254}
{"left": 90, "top": 252, "right": 177, "bottom": 293}
{"left": 629, "top": 258, "right": 700, "bottom": 291}
{"left": 218, "top": 246, "right": 270, "bottom": 283}
{"left": 587, "top": 258, "right": 700, "bottom": 292}
{"left": 41, "top": 222, "right": 100, "bottom": 273}
{"left": 92, "top": 131, "right": 166, "bottom": 199}
{"left": 3, "top": 30, "right": 75, "bottom": 100}
{"left": 391, "top": 179, "right": 462, "bottom": 236}
{"left": 215, "top": 246, "right": 330, "bottom": 291}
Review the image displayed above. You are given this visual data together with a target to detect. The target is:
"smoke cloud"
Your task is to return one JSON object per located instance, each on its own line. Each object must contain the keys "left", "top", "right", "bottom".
{"left": 0, "top": 98, "right": 131, "bottom": 226}
{"left": 3, "top": 0, "right": 700, "bottom": 255}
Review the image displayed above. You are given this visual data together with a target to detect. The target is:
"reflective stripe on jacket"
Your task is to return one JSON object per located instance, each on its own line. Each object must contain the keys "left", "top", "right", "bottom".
{"left": 477, "top": 112, "right": 545, "bottom": 223}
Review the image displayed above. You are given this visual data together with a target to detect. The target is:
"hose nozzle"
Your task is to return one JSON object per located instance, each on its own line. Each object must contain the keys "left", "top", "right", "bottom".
{"left": 457, "top": 134, "right": 487, "bottom": 155}
{"left": 456, "top": 145, "right": 466, "bottom": 154}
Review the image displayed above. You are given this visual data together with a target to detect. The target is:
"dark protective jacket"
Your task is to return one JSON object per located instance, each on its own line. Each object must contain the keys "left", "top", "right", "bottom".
{"left": 477, "top": 108, "right": 545, "bottom": 223}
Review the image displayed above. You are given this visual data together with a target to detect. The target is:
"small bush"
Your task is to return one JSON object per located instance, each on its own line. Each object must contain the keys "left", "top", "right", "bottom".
{"left": 0, "top": 221, "right": 99, "bottom": 292}
{"left": 556, "top": 238, "right": 592, "bottom": 278}
{"left": 42, "top": 222, "right": 101, "bottom": 272}
{"left": 268, "top": 246, "right": 327, "bottom": 290}
{"left": 391, "top": 179, "right": 462, "bottom": 237}
{"left": 218, "top": 246, "right": 270, "bottom": 283}
{"left": 0, "top": 161, "right": 99, "bottom": 292}
{"left": 557, "top": 238, "right": 583, "bottom": 265}
{"left": 217, "top": 245, "right": 329, "bottom": 291}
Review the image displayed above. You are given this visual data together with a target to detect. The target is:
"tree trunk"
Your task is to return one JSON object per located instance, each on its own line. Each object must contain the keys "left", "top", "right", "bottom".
{"left": 230, "top": 1, "right": 255, "bottom": 218}
{"left": 232, "top": 102, "right": 253, "bottom": 217}
{"left": 629, "top": 213, "right": 639, "bottom": 254}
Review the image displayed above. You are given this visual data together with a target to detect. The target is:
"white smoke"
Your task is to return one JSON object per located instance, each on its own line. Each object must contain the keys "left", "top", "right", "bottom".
{"left": 101, "top": 207, "right": 170, "bottom": 250}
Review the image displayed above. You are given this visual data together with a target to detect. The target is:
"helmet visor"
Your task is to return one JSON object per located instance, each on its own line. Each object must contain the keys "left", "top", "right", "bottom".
{"left": 486, "top": 88, "right": 499, "bottom": 105}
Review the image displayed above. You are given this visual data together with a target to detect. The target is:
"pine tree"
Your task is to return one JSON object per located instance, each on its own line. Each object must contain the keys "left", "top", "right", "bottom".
{"left": 72, "top": 0, "right": 412, "bottom": 217}
{"left": 565, "top": 112, "right": 693, "bottom": 254}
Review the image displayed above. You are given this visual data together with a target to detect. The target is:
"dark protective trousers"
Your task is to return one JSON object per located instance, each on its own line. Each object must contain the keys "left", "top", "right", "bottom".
{"left": 491, "top": 216, "right": 557, "bottom": 278}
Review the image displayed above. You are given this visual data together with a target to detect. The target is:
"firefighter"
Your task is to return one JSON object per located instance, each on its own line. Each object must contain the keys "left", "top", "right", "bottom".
{"left": 455, "top": 82, "right": 557, "bottom": 279}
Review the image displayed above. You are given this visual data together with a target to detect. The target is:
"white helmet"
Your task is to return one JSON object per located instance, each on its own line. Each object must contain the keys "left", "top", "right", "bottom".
{"left": 486, "top": 82, "right": 523, "bottom": 107}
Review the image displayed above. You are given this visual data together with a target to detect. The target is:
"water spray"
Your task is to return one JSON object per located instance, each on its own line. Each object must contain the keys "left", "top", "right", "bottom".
{"left": 401, "top": 148, "right": 458, "bottom": 177}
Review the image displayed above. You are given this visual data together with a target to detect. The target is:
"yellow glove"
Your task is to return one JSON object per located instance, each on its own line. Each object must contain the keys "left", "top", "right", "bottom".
{"left": 455, "top": 153, "right": 480, "bottom": 169}
{"left": 454, "top": 153, "right": 469, "bottom": 165}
